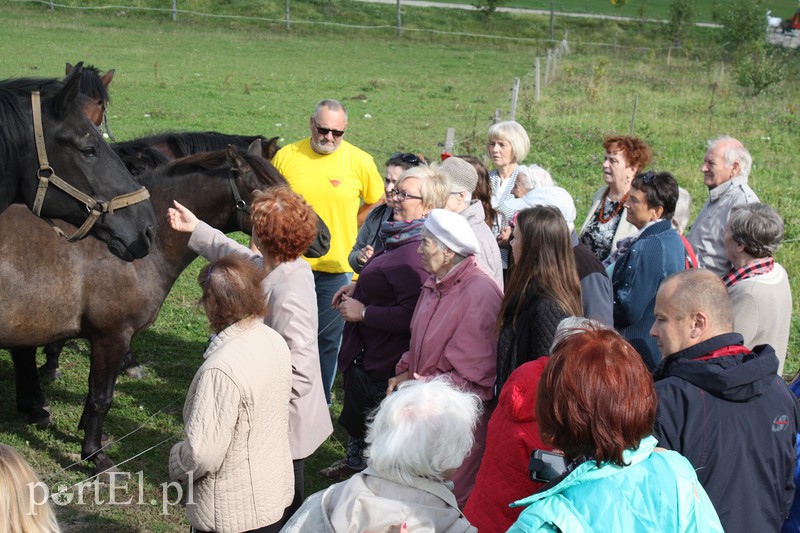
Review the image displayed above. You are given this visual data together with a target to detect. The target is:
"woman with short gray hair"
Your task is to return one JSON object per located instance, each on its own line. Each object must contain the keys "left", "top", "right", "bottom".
{"left": 723, "top": 203, "right": 791, "bottom": 374}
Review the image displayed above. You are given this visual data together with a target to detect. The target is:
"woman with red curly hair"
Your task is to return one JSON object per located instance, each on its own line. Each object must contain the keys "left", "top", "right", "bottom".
{"left": 579, "top": 135, "right": 652, "bottom": 262}
{"left": 167, "top": 185, "right": 333, "bottom": 528}
{"left": 507, "top": 328, "right": 723, "bottom": 532}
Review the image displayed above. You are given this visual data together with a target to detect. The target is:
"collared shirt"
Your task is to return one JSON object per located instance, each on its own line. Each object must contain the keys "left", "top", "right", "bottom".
{"left": 686, "top": 175, "right": 759, "bottom": 276}
{"left": 722, "top": 256, "right": 774, "bottom": 288}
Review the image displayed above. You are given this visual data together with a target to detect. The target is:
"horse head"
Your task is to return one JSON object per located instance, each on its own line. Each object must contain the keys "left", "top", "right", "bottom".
{"left": 2, "top": 63, "right": 156, "bottom": 261}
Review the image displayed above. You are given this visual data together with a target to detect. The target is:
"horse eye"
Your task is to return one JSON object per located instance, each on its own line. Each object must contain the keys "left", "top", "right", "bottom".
{"left": 81, "top": 147, "right": 97, "bottom": 157}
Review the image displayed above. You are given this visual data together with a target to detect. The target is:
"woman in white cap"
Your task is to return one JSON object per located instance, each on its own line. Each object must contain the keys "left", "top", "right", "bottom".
{"left": 388, "top": 209, "right": 503, "bottom": 508}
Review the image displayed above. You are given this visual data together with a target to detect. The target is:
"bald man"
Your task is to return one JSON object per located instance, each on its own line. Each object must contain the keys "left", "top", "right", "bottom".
{"left": 650, "top": 269, "right": 797, "bottom": 533}
{"left": 686, "top": 136, "right": 759, "bottom": 276}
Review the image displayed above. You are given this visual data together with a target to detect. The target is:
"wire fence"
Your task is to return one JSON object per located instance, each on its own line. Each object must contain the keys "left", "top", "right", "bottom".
{"left": 21, "top": 0, "right": 688, "bottom": 51}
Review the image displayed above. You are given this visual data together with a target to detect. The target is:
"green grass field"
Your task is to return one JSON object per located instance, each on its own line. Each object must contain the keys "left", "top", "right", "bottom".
{"left": 0, "top": 1, "right": 798, "bottom": 531}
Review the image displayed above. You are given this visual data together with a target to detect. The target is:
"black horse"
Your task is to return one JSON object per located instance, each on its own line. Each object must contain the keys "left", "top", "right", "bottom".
{"left": 5, "top": 142, "right": 286, "bottom": 474}
{"left": 0, "top": 63, "right": 155, "bottom": 260}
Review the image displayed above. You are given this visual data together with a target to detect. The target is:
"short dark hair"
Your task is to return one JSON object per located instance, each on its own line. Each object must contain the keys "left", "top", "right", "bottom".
{"left": 198, "top": 254, "right": 267, "bottom": 332}
{"left": 631, "top": 171, "right": 679, "bottom": 221}
{"left": 728, "top": 203, "right": 784, "bottom": 258}
{"left": 385, "top": 152, "right": 426, "bottom": 170}
{"left": 536, "top": 328, "right": 657, "bottom": 466}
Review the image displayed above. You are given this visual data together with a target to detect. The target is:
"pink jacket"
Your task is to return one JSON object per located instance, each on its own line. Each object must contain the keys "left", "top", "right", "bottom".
{"left": 397, "top": 257, "right": 502, "bottom": 401}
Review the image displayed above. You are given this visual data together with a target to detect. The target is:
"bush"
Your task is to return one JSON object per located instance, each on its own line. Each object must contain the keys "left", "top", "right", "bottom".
{"left": 664, "top": 0, "right": 694, "bottom": 48}
{"left": 712, "top": 0, "right": 768, "bottom": 52}
{"left": 472, "top": 0, "right": 506, "bottom": 18}
{"left": 734, "top": 43, "right": 789, "bottom": 96}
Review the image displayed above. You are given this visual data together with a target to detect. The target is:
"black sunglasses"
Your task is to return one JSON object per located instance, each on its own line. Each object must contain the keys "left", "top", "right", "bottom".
{"left": 312, "top": 119, "right": 345, "bottom": 138}
{"left": 641, "top": 170, "right": 657, "bottom": 184}
{"left": 388, "top": 152, "right": 421, "bottom": 167}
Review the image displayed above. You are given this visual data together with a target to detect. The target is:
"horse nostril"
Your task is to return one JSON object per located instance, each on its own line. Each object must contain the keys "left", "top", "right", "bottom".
{"left": 145, "top": 225, "right": 155, "bottom": 246}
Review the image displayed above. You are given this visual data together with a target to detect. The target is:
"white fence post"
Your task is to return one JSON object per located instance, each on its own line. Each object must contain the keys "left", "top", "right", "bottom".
{"left": 509, "top": 77, "right": 520, "bottom": 121}
{"left": 444, "top": 127, "right": 456, "bottom": 155}
{"left": 535, "top": 57, "right": 541, "bottom": 102}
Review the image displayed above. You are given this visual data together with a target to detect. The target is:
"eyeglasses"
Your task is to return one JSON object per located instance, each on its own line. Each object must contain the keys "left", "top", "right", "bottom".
{"left": 312, "top": 119, "right": 345, "bottom": 138}
{"left": 390, "top": 189, "right": 423, "bottom": 202}
{"left": 388, "top": 152, "right": 421, "bottom": 167}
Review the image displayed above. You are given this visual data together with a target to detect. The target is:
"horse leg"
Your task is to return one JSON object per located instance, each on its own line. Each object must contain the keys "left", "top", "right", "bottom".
{"left": 78, "top": 336, "right": 127, "bottom": 475}
{"left": 39, "top": 341, "right": 65, "bottom": 381}
{"left": 11, "top": 348, "right": 52, "bottom": 428}
{"left": 120, "top": 347, "right": 144, "bottom": 379}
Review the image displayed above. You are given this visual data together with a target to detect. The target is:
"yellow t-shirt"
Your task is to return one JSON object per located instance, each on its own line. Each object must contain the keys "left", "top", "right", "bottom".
{"left": 273, "top": 139, "right": 383, "bottom": 273}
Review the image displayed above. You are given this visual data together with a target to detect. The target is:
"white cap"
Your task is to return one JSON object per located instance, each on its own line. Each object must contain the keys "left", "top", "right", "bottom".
{"left": 505, "top": 186, "right": 577, "bottom": 231}
{"left": 424, "top": 209, "right": 480, "bottom": 256}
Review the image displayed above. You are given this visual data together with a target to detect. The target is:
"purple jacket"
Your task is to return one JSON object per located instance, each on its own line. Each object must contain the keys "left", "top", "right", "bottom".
{"left": 397, "top": 257, "right": 503, "bottom": 401}
{"left": 338, "top": 236, "right": 429, "bottom": 380}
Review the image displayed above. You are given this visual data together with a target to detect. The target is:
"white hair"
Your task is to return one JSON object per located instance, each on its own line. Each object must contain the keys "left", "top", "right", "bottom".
{"left": 708, "top": 135, "right": 752, "bottom": 180}
{"left": 486, "top": 121, "right": 531, "bottom": 163}
{"left": 672, "top": 187, "right": 692, "bottom": 234}
{"left": 517, "top": 164, "right": 555, "bottom": 190}
{"left": 550, "top": 316, "right": 611, "bottom": 352}
{"left": 366, "top": 377, "right": 482, "bottom": 485}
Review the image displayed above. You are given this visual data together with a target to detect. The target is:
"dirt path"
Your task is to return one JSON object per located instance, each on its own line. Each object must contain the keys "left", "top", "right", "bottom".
{"left": 353, "top": 0, "right": 723, "bottom": 28}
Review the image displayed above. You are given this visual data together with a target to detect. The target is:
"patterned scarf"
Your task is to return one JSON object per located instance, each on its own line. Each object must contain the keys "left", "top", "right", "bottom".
{"left": 722, "top": 257, "right": 774, "bottom": 288}
{"left": 379, "top": 218, "right": 426, "bottom": 248}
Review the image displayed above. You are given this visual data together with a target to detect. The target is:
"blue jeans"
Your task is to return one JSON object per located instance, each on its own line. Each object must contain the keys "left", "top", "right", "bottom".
{"left": 313, "top": 271, "right": 351, "bottom": 405}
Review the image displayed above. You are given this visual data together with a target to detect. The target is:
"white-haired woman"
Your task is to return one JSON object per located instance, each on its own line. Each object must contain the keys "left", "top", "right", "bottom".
{"left": 282, "top": 378, "right": 481, "bottom": 532}
{"left": 724, "top": 203, "right": 791, "bottom": 375}
{"left": 486, "top": 120, "right": 531, "bottom": 270}
{"left": 388, "top": 209, "right": 503, "bottom": 507}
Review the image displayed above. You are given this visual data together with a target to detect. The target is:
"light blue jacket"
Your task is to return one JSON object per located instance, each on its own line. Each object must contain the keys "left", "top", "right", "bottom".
{"left": 507, "top": 436, "right": 723, "bottom": 533}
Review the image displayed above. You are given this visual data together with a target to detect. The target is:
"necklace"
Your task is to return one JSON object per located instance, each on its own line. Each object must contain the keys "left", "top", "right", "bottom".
{"left": 597, "top": 188, "right": 628, "bottom": 224}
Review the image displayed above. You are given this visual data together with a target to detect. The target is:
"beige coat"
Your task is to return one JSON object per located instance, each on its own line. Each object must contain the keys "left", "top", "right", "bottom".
{"left": 281, "top": 468, "right": 477, "bottom": 533}
{"left": 189, "top": 222, "right": 333, "bottom": 459}
{"left": 169, "top": 317, "right": 293, "bottom": 533}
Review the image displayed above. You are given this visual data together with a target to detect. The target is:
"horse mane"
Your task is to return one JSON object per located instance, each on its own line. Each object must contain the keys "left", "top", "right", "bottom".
{"left": 111, "top": 141, "right": 170, "bottom": 176}
{"left": 0, "top": 77, "right": 66, "bottom": 168}
{"left": 121, "top": 131, "right": 265, "bottom": 160}
{"left": 78, "top": 64, "right": 111, "bottom": 104}
{"left": 139, "top": 148, "right": 287, "bottom": 190}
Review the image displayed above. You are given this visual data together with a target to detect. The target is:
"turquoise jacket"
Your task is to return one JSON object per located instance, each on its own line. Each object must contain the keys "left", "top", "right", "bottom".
{"left": 507, "top": 436, "right": 723, "bottom": 533}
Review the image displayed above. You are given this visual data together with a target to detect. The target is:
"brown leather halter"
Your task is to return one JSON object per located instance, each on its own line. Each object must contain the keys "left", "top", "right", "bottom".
{"left": 30, "top": 91, "right": 150, "bottom": 242}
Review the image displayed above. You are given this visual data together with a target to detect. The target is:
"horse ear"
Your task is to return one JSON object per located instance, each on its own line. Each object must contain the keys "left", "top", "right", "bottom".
{"left": 101, "top": 69, "right": 115, "bottom": 88}
{"left": 56, "top": 62, "right": 83, "bottom": 118}
{"left": 264, "top": 137, "right": 281, "bottom": 161}
{"left": 226, "top": 145, "right": 246, "bottom": 170}
{"left": 65, "top": 62, "right": 74, "bottom": 76}
{"left": 246, "top": 139, "right": 262, "bottom": 158}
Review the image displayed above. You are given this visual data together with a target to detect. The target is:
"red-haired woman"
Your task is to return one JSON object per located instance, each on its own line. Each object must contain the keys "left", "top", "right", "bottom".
{"left": 167, "top": 186, "right": 333, "bottom": 526}
{"left": 507, "top": 328, "right": 723, "bottom": 532}
{"left": 579, "top": 135, "right": 652, "bottom": 262}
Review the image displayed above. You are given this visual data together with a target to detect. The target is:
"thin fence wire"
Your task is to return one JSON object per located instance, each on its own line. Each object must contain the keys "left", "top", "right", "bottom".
{"left": 17, "top": 0, "right": 682, "bottom": 51}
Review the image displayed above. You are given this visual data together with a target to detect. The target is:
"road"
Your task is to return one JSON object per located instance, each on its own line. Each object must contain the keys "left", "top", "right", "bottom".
{"left": 353, "top": 0, "right": 723, "bottom": 28}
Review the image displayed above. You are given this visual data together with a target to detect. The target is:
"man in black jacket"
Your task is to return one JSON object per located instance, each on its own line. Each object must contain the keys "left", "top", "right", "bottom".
{"left": 650, "top": 268, "right": 798, "bottom": 532}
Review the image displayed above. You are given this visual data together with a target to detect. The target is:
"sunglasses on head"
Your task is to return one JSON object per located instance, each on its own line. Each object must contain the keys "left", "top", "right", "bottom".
{"left": 388, "top": 152, "right": 421, "bottom": 167}
{"left": 641, "top": 170, "right": 657, "bottom": 184}
{"left": 312, "top": 119, "right": 345, "bottom": 138}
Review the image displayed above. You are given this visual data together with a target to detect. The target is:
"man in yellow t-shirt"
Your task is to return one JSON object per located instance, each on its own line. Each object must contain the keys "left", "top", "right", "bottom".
{"left": 273, "top": 99, "right": 383, "bottom": 405}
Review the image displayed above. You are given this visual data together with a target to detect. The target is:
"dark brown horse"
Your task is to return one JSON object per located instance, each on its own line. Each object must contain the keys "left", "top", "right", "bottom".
{"left": 0, "top": 63, "right": 155, "bottom": 260}
{"left": 5, "top": 143, "right": 286, "bottom": 473}
{"left": 66, "top": 61, "right": 114, "bottom": 135}
{"left": 112, "top": 131, "right": 280, "bottom": 176}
